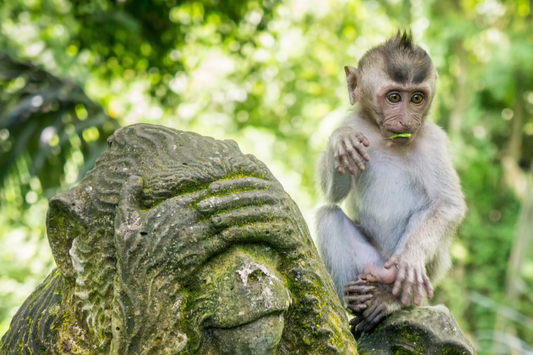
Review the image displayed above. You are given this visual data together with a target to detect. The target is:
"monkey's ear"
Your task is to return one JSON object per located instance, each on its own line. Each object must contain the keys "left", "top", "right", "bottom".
{"left": 344, "top": 66, "right": 360, "bottom": 105}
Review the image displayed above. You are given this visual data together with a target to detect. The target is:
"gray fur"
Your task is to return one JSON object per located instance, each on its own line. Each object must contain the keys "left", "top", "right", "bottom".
{"left": 359, "top": 30, "right": 433, "bottom": 85}
{"left": 316, "top": 113, "right": 466, "bottom": 304}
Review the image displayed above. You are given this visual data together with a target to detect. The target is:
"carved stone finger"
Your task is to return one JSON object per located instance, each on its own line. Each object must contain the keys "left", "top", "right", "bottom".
{"left": 198, "top": 190, "right": 279, "bottom": 214}
{"left": 208, "top": 177, "right": 270, "bottom": 194}
{"left": 115, "top": 175, "right": 143, "bottom": 238}
{"left": 204, "top": 205, "right": 290, "bottom": 231}
{"left": 174, "top": 220, "right": 302, "bottom": 277}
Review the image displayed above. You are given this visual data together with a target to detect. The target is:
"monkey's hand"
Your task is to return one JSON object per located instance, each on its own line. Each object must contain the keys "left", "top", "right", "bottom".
{"left": 344, "top": 278, "right": 375, "bottom": 314}
{"left": 384, "top": 251, "right": 433, "bottom": 306}
{"left": 330, "top": 126, "right": 370, "bottom": 175}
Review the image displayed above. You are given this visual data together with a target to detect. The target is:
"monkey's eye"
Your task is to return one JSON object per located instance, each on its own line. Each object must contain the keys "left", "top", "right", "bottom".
{"left": 410, "top": 93, "right": 424, "bottom": 104}
{"left": 387, "top": 93, "right": 401, "bottom": 103}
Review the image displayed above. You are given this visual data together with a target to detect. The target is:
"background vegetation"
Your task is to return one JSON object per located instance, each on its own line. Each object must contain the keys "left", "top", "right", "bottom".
{"left": 0, "top": 0, "right": 532, "bottom": 353}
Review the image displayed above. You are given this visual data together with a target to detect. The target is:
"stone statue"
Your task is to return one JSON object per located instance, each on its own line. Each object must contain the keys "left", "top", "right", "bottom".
{"left": 0, "top": 124, "right": 356, "bottom": 354}
{"left": 0, "top": 123, "right": 476, "bottom": 355}
{"left": 356, "top": 306, "right": 476, "bottom": 355}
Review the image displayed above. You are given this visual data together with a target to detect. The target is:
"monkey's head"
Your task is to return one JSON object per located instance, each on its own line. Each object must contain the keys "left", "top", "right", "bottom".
{"left": 345, "top": 31, "right": 437, "bottom": 144}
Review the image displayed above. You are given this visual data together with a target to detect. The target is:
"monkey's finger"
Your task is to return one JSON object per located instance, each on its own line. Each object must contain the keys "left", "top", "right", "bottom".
{"left": 363, "top": 300, "right": 381, "bottom": 317}
{"left": 347, "top": 303, "right": 367, "bottom": 313}
{"left": 401, "top": 267, "right": 414, "bottom": 305}
{"left": 341, "top": 154, "right": 358, "bottom": 175}
{"left": 334, "top": 144, "right": 347, "bottom": 175}
{"left": 338, "top": 140, "right": 359, "bottom": 174}
{"left": 414, "top": 269, "right": 424, "bottom": 306}
{"left": 349, "top": 135, "right": 370, "bottom": 162}
{"left": 345, "top": 285, "right": 375, "bottom": 294}
{"left": 392, "top": 264, "right": 406, "bottom": 296}
{"left": 364, "top": 307, "right": 387, "bottom": 331}
{"left": 346, "top": 294, "right": 373, "bottom": 303}
{"left": 364, "top": 304, "right": 383, "bottom": 323}
{"left": 364, "top": 304, "right": 385, "bottom": 326}
{"left": 115, "top": 175, "right": 143, "bottom": 236}
{"left": 384, "top": 255, "right": 399, "bottom": 269}
{"left": 346, "top": 278, "right": 368, "bottom": 287}
{"left": 346, "top": 144, "right": 366, "bottom": 171}
{"left": 335, "top": 155, "right": 346, "bottom": 175}
{"left": 355, "top": 320, "right": 368, "bottom": 332}
{"left": 423, "top": 273, "right": 434, "bottom": 299}
{"left": 349, "top": 315, "right": 364, "bottom": 326}
{"left": 353, "top": 131, "right": 371, "bottom": 148}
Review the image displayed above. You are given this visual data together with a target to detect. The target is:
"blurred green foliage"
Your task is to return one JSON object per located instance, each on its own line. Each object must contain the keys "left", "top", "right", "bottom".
{"left": 0, "top": 0, "right": 532, "bottom": 353}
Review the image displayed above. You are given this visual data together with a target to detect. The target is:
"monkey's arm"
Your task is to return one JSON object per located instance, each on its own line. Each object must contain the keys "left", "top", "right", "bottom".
{"left": 316, "top": 118, "right": 370, "bottom": 203}
{"left": 316, "top": 146, "right": 353, "bottom": 203}
{"left": 385, "top": 128, "right": 466, "bottom": 305}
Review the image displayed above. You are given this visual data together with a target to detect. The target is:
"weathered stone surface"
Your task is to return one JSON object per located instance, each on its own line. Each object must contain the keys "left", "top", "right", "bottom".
{"left": 0, "top": 124, "right": 356, "bottom": 354}
{"left": 356, "top": 305, "right": 475, "bottom": 355}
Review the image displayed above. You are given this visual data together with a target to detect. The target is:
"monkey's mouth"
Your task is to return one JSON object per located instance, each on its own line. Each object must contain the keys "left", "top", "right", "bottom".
{"left": 386, "top": 133, "right": 412, "bottom": 140}
{"left": 386, "top": 133, "right": 412, "bottom": 145}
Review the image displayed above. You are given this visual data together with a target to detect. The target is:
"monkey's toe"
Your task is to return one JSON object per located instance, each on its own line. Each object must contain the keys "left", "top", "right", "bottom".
{"left": 361, "top": 264, "right": 397, "bottom": 284}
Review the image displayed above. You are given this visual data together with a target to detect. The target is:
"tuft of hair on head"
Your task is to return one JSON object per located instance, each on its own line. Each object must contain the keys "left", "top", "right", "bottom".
{"left": 359, "top": 29, "right": 434, "bottom": 85}
{"left": 394, "top": 29, "right": 415, "bottom": 51}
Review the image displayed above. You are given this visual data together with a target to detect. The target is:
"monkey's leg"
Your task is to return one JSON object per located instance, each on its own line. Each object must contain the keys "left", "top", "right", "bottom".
{"left": 315, "top": 204, "right": 385, "bottom": 304}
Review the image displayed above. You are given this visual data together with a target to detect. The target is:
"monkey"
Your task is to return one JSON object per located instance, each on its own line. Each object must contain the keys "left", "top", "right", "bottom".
{"left": 314, "top": 31, "right": 466, "bottom": 332}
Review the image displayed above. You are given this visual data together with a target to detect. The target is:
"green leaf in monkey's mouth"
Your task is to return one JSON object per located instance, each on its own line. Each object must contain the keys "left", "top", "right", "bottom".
{"left": 387, "top": 133, "right": 412, "bottom": 139}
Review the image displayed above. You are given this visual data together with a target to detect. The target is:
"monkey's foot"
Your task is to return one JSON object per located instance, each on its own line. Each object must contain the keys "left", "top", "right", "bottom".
{"left": 348, "top": 281, "right": 403, "bottom": 333}
{"left": 360, "top": 264, "right": 397, "bottom": 284}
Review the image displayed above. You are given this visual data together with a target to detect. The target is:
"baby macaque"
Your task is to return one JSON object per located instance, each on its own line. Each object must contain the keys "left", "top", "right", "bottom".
{"left": 315, "top": 31, "right": 466, "bottom": 331}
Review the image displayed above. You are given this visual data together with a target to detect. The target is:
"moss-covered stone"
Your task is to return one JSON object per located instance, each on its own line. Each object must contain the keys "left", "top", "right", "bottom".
{"left": 1, "top": 124, "right": 356, "bottom": 355}
{"left": 356, "top": 305, "right": 475, "bottom": 355}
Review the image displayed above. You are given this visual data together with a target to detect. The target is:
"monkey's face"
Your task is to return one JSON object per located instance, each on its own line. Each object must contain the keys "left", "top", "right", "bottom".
{"left": 378, "top": 81, "right": 432, "bottom": 144}
{"left": 365, "top": 79, "right": 434, "bottom": 145}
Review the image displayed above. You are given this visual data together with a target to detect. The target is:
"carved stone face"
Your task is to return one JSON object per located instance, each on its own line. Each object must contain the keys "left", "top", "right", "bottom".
{"left": 33, "top": 124, "right": 356, "bottom": 354}
{"left": 195, "top": 247, "right": 289, "bottom": 354}
{"left": 356, "top": 306, "right": 475, "bottom": 355}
